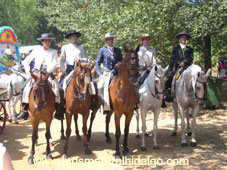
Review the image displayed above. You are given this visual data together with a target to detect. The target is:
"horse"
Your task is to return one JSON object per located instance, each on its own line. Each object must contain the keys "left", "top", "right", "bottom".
{"left": 27, "top": 71, "right": 55, "bottom": 164}
{"left": 62, "top": 61, "right": 94, "bottom": 158}
{"left": 109, "top": 45, "right": 139, "bottom": 159}
{"left": 135, "top": 64, "right": 168, "bottom": 151}
{"left": 172, "top": 64, "right": 211, "bottom": 147}
{"left": 0, "top": 64, "right": 27, "bottom": 124}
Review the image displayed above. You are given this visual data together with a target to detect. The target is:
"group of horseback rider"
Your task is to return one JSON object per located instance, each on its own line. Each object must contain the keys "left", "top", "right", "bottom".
{"left": 16, "top": 30, "right": 194, "bottom": 120}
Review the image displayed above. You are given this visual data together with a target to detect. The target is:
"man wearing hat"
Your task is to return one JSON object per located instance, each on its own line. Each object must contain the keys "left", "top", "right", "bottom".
{"left": 59, "top": 30, "right": 86, "bottom": 85}
{"left": 165, "top": 32, "right": 194, "bottom": 102}
{"left": 17, "top": 33, "right": 64, "bottom": 120}
{"left": 137, "top": 33, "right": 157, "bottom": 86}
{"left": 95, "top": 33, "right": 122, "bottom": 113}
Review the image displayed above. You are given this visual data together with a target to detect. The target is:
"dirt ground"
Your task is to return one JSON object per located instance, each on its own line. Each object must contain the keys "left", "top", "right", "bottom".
{"left": 1, "top": 84, "right": 227, "bottom": 170}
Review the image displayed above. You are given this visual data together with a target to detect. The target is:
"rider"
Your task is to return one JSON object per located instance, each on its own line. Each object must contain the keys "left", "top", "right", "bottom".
{"left": 165, "top": 32, "right": 194, "bottom": 102}
{"left": 95, "top": 33, "right": 122, "bottom": 113}
{"left": 137, "top": 33, "right": 157, "bottom": 86}
{"left": 17, "top": 33, "right": 65, "bottom": 120}
{"left": 59, "top": 30, "right": 86, "bottom": 85}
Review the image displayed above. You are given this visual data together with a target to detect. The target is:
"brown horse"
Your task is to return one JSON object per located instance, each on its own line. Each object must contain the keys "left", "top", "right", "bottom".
{"left": 62, "top": 61, "right": 94, "bottom": 158}
{"left": 109, "top": 46, "right": 139, "bottom": 159}
{"left": 28, "top": 71, "right": 55, "bottom": 164}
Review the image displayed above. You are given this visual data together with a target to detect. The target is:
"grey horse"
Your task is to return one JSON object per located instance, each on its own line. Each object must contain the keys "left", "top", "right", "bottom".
{"left": 172, "top": 64, "right": 211, "bottom": 147}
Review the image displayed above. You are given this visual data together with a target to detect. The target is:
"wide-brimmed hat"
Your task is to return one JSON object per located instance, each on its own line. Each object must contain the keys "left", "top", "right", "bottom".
{"left": 65, "top": 30, "right": 81, "bottom": 39}
{"left": 138, "top": 33, "right": 154, "bottom": 43}
{"left": 176, "top": 32, "right": 191, "bottom": 40}
{"left": 37, "top": 33, "right": 55, "bottom": 41}
{"left": 101, "top": 33, "right": 117, "bottom": 41}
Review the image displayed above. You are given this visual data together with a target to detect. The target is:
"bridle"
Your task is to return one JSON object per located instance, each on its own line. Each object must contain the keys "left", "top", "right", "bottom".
{"left": 194, "top": 77, "right": 207, "bottom": 101}
{"left": 147, "top": 72, "right": 164, "bottom": 100}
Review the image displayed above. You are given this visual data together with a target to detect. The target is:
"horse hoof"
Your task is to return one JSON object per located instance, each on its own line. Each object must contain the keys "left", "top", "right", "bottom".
{"left": 145, "top": 133, "right": 149, "bottom": 137}
{"left": 140, "top": 146, "right": 147, "bottom": 151}
{"left": 13, "top": 121, "right": 19, "bottom": 124}
{"left": 28, "top": 157, "right": 34, "bottom": 164}
{"left": 61, "top": 154, "right": 68, "bottom": 159}
{"left": 190, "top": 142, "right": 197, "bottom": 147}
{"left": 61, "top": 135, "right": 66, "bottom": 140}
{"left": 123, "top": 150, "right": 130, "bottom": 157}
{"left": 172, "top": 132, "right": 177, "bottom": 136}
{"left": 153, "top": 146, "right": 160, "bottom": 150}
{"left": 85, "top": 148, "right": 92, "bottom": 155}
{"left": 76, "top": 136, "right": 81, "bottom": 141}
{"left": 187, "top": 132, "right": 192, "bottom": 136}
{"left": 135, "top": 134, "right": 140, "bottom": 138}
{"left": 46, "top": 154, "right": 53, "bottom": 160}
{"left": 106, "top": 137, "right": 112, "bottom": 143}
{"left": 8, "top": 119, "right": 12, "bottom": 123}
{"left": 181, "top": 143, "right": 188, "bottom": 147}
{"left": 115, "top": 153, "right": 122, "bottom": 159}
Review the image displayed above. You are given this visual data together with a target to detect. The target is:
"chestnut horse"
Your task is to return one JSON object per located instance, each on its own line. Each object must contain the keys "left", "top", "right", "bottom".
{"left": 28, "top": 71, "right": 55, "bottom": 164}
{"left": 109, "top": 46, "right": 139, "bottom": 159}
{"left": 62, "top": 61, "right": 94, "bottom": 158}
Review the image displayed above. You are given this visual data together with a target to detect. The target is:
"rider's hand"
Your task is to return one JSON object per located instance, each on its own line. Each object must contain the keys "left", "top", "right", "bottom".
{"left": 115, "top": 62, "right": 121, "bottom": 69}
{"left": 179, "top": 62, "right": 184, "bottom": 67}
{"left": 61, "top": 71, "right": 66, "bottom": 77}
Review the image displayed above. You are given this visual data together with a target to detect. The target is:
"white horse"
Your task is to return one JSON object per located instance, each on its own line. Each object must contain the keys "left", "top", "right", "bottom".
{"left": 172, "top": 64, "right": 211, "bottom": 147}
{"left": 136, "top": 64, "right": 168, "bottom": 151}
{"left": 0, "top": 64, "right": 28, "bottom": 124}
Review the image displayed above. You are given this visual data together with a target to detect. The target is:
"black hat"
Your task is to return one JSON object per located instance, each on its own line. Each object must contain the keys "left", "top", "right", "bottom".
{"left": 176, "top": 32, "right": 191, "bottom": 40}
{"left": 65, "top": 30, "right": 81, "bottom": 39}
{"left": 37, "top": 33, "right": 55, "bottom": 41}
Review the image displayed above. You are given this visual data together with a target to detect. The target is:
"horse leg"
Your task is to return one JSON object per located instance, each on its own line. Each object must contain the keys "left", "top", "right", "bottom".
{"left": 74, "top": 114, "right": 81, "bottom": 141}
{"left": 6, "top": 100, "right": 12, "bottom": 123}
{"left": 105, "top": 111, "right": 113, "bottom": 143}
{"left": 60, "top": 119, "right": 65, "bottom": 140}
{"left": 28, "top": 119, "right": 39, "bottom": 164}
{"left": 153, "top": 109, "right": 160, "bottom": 150}
{"left": 82, "top": 113, "right": 91, "bottom": 154}
{"left": 123, "top": 113, "right": 133, "bottom": 156}
{"left": 12, "top": 96, "right": 19, "bottom": 124}
{"left": 190, "top": 105, "right": 199, "bottom": 147}
{"left": 87, "top": 108, "right": 98, "bottom": 141}
{"left": 62, "top": 113, "right": 72, "bottom": 158}
{"left": 135, "top": 109, "right": 140, "bottom": 138}
{"left": 114, "top": 113, "right": 122, "bottom": 159}
{"left": 178, "top": 105, "right": 187, "bottom": 147}
{"left": 172, "top": 102, "right": 178, "bottom": 136}
{"left": 140, "top": 108, "right": 147, "bottom": 151}
{"left": 45, "top": 120, "right": 53, "bottom": 160}
{"left": 186, "top": 108, "right": 192, "bottom": 136}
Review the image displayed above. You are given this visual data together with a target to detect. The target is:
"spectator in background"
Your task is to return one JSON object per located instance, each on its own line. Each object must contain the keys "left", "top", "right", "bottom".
{"left": 216, "top": 57, "right": 223, "bottom": 77}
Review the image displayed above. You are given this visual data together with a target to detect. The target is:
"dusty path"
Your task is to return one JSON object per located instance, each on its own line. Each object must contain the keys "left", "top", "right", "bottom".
{"left": 0, "top": 99, "right": 226, "bottom": 170}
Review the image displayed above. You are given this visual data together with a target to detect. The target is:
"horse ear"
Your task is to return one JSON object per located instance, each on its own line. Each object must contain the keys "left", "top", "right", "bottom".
{"left": 206, "top": 68, "right": 211, "bottom": 77}
{"left": 30, "top": 71, "right": 38, "bottom": 81}
{"left": 123, "top": 45, "right": 129, "bottom": 53}
{"left": 135, "top": 45, "right": 140, "bottom": 53}
{"left": 164, "top": 65, "right": 169, "bottom": 73}
{"left": 155, "top": 65, "right": 158, "bottom": 72}
{"left": 43, "top": 73, "right": 50, "bottom": 80}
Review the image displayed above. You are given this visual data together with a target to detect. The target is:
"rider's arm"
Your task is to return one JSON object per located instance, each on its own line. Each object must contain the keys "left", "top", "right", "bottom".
{"left": 22, "top": 49, "right": 36, "bottom": 74}
{"left": 59, "top": 45, "right": 66, "bottom": 73}
{"left": 95, "top": 48, "right": 103, "bottom": 76}
{"left": 182, "top": 47, "right": 194, "bottom": 66}
{"left": 169, "top": 46, "right": 176, "bottom": 72}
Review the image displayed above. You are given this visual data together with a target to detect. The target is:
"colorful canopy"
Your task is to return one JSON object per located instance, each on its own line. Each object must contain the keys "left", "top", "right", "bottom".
{"left": 0, "top": 26, "right": 20, "bottom": 64}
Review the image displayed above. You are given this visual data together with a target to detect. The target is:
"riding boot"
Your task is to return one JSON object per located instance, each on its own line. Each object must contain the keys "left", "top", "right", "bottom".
{"left": 54, "top": 103, "right": 65, "bottom": 120}
{"left": 165, "top": 89, "right": 173, "bottom": 102}
{"left": 161, "top": 99, "right": 167, "bottom": 108}
{"left": 17, "top": 103, "right": 29, "bottom": 120}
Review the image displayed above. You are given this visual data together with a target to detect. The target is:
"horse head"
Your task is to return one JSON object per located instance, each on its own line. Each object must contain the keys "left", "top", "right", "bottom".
{"left": 122, "top": 45, "right": 139, "bottom": 85}
{"left": 73, "top": 60, "right": 93, "bottom": 100}
{"left": 149, "top": 65, "right": 168, "bottom": 100}
{"left": 195, "top": 68, "right": 211, "bottom": 102}
{"left": 30, "top": 71, "right": 50, "bottom": 111}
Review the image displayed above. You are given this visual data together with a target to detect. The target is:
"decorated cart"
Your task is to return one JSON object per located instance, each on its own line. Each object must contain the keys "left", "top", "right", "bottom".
{"left": 0, "top": 26, "right": 20, "bottom": 134}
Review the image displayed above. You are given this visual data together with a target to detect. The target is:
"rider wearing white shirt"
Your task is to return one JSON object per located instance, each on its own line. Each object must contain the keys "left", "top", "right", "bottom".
{"left": 17, "top": 33, "right": 64, "bottom": 120}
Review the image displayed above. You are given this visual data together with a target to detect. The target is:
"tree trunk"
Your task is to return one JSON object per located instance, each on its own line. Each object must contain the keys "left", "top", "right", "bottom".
{"left": 203, "top": 35, "right": 211, "bottom": 72}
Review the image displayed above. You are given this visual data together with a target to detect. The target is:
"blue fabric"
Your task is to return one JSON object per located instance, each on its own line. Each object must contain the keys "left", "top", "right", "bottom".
{"left": 59, "top": 64, "right": 74, "bottom": 86}
{"left": 95, "top": 46, "right": 122, "bottom": 75}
